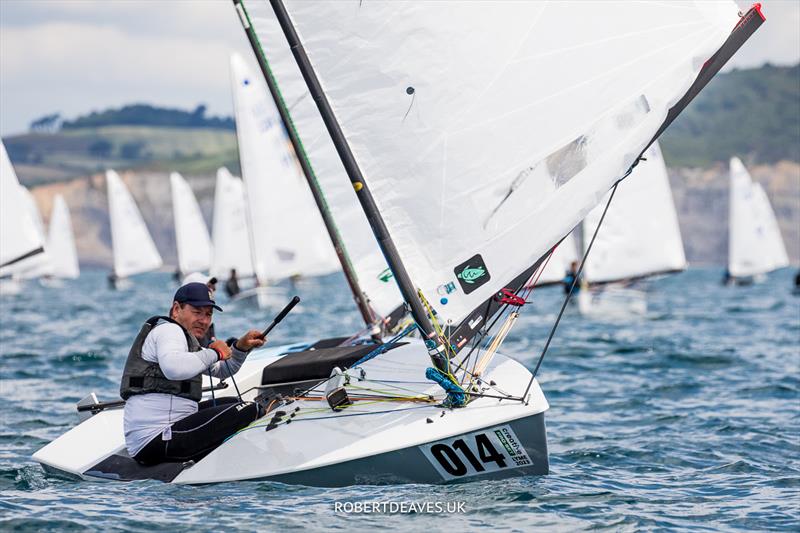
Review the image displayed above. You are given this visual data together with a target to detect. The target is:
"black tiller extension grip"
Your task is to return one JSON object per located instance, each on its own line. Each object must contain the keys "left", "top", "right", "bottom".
{"left": 262, "top": 296, "right": 300, "bottom": 337}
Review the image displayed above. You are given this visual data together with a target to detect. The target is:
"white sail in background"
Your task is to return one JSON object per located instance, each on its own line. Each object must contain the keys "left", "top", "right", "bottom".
{"left": 582, "top": 142, "right": 687, "bottom": 283}
{"left": 229, "top": 53, "right": 338, "bottom": 285}
{"left": 272, "top": 0, "right": 741, "bottom": 325}
{"left": 211, "top": 167, "right": 255, "bottom": 279}
{"left": 106, "top": 169, "right": 163, "bottom": 278}
{"left": 17, "top": 186, "right": 53, "bottom": 278}
{"left": 728, "top": 157, "right": 788, "bottom": 277}
{"left": 0, "top": 142, "right": 45, "bottom": 276}
{"left": 534, "top": 234, "right": 579, "bottom": 286}
{"left": 170, "top": 172, "right": 212, "bottom": 275}
{"left": 46, "top": 195, "right": 80, "bottom": 279}
{"left": 235, "top": 3, "right": 404, "bottom": 318}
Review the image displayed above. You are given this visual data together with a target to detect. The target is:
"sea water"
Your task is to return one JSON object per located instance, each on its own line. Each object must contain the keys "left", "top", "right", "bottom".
{"left": 1, "top": 268, "right": 798, "bottom": 531}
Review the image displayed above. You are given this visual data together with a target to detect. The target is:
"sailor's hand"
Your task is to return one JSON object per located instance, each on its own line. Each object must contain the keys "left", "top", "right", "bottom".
{"left": 234, "top": 330, "right": 267, "bottom": 352}
{"left": 209, "top": 338, "right": 232, "bottom": 361}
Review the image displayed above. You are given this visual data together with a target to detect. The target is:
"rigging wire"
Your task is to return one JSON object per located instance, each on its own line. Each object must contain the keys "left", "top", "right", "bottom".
{"left": 520, "top": 178, "right": 623, "bottom": 403}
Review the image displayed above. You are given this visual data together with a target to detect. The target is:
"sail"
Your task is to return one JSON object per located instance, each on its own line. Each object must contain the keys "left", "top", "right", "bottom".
{"left": 16, "top": 186, "right": 54, "bottom": 279}
{"left": 728, "top": 157, "right": 788, "bottom": 277}
{"left": 236, "top": 2, "right": 403, "bottom": 318}
{"left": 170, "top": 172, "right": 212, "bottom": 275}
{"left": 229, "top": 52, "right": 338, "bottom": 284}
{"left": 534, "top": 234, "right": 579, "bottom": 286}
{"left": 0, "top": 142, "right": 44, "bottom": 275}
{"left": 106, "top": 169, "right": 163, "bottom": 278}
{"left": 46, "top": 195, "right": 80, "bottom": 279}
{"left": 582, "top": 142, "right": 687, "bottom": 283}
{"left": 211, "top": 167, "right": 255, "bottom": 279}
{"left": 274, "top": 0, "right": 748, "bottom": 326}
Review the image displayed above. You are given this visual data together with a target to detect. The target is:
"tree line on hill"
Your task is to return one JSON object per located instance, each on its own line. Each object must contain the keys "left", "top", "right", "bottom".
{"left": 29, "top": 104, "right": 234, "bottom": 132}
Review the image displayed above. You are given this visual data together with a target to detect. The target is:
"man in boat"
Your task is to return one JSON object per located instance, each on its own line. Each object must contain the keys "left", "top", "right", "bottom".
{"left": 120, "top": 282, "right": 265, "bottom": 466}
{"left": 562, "top": 261, "right": 582, "bottom": 295}
{"left": 225, "top": 268, "right": 241, "bottom": 298}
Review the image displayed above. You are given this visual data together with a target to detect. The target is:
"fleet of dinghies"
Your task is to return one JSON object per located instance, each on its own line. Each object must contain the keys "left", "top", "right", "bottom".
{"left": 726, "top": 156, "right": 789, "bottom": 284}
{"left": 32, "top": 0, "right": 764, "bottom": 485}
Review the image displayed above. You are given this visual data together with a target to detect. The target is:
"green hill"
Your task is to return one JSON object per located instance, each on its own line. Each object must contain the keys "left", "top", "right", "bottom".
{"left": 660, "top": 64, "right": 800, "bottom": 167}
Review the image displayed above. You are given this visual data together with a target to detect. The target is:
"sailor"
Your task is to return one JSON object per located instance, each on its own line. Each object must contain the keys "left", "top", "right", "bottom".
{"left": 562, "top": 260, "right": 581, "bottom": 294}
{"left": 181, "top": 272, "right": 220, "bottom": 346}
{"left": 225, "top": 268, "right": 241, "bottom": 298}
{"left": 120, "top": 282, "right": 265, "bottom": 466}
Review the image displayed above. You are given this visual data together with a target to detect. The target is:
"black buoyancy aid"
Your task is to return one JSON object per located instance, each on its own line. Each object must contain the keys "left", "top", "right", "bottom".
{"left": 119, "top": 316, "right": 204, "bottom": 402}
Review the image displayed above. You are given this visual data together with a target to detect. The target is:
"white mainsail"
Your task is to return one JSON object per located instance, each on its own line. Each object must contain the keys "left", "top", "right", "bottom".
{"left": 0, "top": 142, "right": 45, "bottom": 276}
{"left": 211, "top": 167, "right": 255, "bottom": 279}
{"left": 237, "top": 2, "right": 404, "bottom": 319}
{"left": 170, "top": 172, "right": 212, "bottom": 275}
{"left": 582, "top": 142, "right": 687, "bottom": 283}
{"left": 229, "top": 52, "right": 338, "bottom": 285}
{"left": 728, "top": 157, "right": 788, "bottom": 277}
{"left": 274, "top": 0, "right": 742, "bottom": 326}
{"left": 46, "top": 195, "right": 80, "bottom": 279}
{"left": 17, "top": 186, "right": 53, "bottom": 278}
{"left": 106, "top": 169, "right": 163, "bottom": 278}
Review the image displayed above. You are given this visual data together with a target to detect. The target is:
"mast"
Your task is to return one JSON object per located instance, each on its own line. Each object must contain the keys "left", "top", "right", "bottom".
{"left": 266, "top": 0, "right": 446, "bottom": 366}
{"left": 233, "top": 0, "right": 380, "bottom": 333}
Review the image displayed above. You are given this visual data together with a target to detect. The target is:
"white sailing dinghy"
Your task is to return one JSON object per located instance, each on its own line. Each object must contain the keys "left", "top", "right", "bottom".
{"left": 229, "top": 52, "right": 338, "bottom": 308}
{"left": 33, "top": 0, "right": 762, "bottom": 485}
{"left": 43, "top": 194, "right": 81, "bottom": 282}
{"left": 170, "top": 172, "right": 212, "bottom": 278}
{"left": 577, "top": 142, "right": 687, "bottom": 315}
{"left": 106, "top": 169, "right": 163, "bottom": 289}
{"left": 0, "top": 141, "right": 46, "bottom": 294}
{"left": 16, "top": 186, "right": 55, "bottom": 280}
{"left": 210, "top": 167, "right": 256, "bottom": 282}
{"left": 726, "top": 156, "right": 789, "bottom": 284}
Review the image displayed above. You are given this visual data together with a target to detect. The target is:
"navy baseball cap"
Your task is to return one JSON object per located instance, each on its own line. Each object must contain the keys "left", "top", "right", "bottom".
{"left": 174, "top": 282, "right": 223, "bottom": 311}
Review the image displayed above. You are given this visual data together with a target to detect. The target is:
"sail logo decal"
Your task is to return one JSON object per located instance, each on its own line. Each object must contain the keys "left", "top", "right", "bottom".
{"left": 378, "top": 268, "right": 393, "bottom": 283}
{"left": 454, "top": 254, "right": 490, "bottom": 294}
{"left": 419, "top": 424, "right": 533, "bottom": 481}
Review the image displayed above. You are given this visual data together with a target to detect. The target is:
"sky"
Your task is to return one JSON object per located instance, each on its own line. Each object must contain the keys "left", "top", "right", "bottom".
{"left": 1, "top": 0, "right": 799, "bottom": 136}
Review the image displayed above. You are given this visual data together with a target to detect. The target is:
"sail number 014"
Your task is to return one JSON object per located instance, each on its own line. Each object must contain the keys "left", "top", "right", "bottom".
{"left": 420, "top": 425, "right": 533, "bottom": 481}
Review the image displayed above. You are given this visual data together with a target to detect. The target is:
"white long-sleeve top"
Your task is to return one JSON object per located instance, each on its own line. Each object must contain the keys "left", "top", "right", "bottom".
{"left": 123, "top": 321, "right": 249, "bottom": 457}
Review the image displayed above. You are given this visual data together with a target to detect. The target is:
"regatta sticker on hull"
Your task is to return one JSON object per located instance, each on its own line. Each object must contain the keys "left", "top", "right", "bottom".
{"left": 420, "top": 424, "right": 533, "bottom": 481}
{"left": 454, "top": 254, "right": 490, "bottom": 294}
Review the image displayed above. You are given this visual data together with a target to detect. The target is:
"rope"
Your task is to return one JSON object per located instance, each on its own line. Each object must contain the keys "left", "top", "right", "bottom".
{"left": 520, "top": 179, "right": 621, "bottom": 402}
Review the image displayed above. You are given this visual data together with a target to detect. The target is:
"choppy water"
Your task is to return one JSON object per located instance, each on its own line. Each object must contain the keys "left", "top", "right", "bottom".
{"left": 1, "top": 268, "right": 798, "bottom": 531}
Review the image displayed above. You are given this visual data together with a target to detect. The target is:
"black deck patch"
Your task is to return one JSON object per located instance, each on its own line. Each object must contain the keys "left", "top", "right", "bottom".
{"left": 454, "top": 254, "right": 491, "bottom": 294}
{"left": 84, "top": 454, "right": 188, "bottom": 482}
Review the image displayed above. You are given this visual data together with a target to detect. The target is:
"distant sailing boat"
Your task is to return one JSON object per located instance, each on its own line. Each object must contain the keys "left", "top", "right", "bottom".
{"left": 170, "top": 172, "right": 212, "bottom": 278}
{"left": 229, "top": 52, "right": 339, "bottom": 307}
{"left": 106, "top": 169, "right": 163, "bottom": 288}
{"left": 0, "top": 141, "right": 45, "bottom": 293}
{"left": 17, "top": 186, "right": 54, "bottom": 280}
{"left": 44, "top": 194, "right": 80, "bottom": 281}
{"left": 33, "top": 1, "right": 762, "bottom": 485}
{"left": 578, "top": 142, "right": 687, "bottom": 315}
{"left": 210, "top": 167, "right": 255, "bottom": 282}
{"left": 726, "top": 157, "right": 789, "bottom": 284}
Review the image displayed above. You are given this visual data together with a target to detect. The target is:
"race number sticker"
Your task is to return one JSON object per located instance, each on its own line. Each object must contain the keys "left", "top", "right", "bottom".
{"left": 420, "top": 425, "right": 533, "bottom": 480}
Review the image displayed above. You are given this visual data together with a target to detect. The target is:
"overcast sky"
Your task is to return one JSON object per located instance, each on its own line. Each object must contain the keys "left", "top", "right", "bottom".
{"left": 1, "top": 0, "right": 798, "bottom": 136}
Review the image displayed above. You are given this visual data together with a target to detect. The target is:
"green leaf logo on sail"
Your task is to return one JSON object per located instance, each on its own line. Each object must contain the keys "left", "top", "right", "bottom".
{"left": 457, "top": 265, "right": 486, "bottom": 284}
{"left": 453, "top": 254, "right": 491, "bottom": 295}
{"left": 378, "top": 268, "right": 393, "bottom": 283}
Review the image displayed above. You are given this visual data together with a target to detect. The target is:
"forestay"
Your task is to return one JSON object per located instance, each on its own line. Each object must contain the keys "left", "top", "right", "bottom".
{"left": 46, "top": 195, "right": 80, "bottom": 279}
{"left": 238, "top": 1, "right": 403, "bottom": 319}
{"left": 278, "top": 0, "right": 745, "bottom": 326}
{"left": 728, "top": 157, "right": 788, "bottom": 277}
{"left": 106, "top": 170, "right": 163, "bottom": 278}
{"left": 0, "top": 141, "right": 45, "bottom": 276}
{"left": 211, "top": 167, "right": 255, "bottom": 279}
{"left": 582, "top": 142, "right": 687, "bottom": 283}
{"left": 230, "top": 53, "right": 338, "bottom": 283}
{"left": 170, "top": 172, "right": 212, "bottom": 275}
